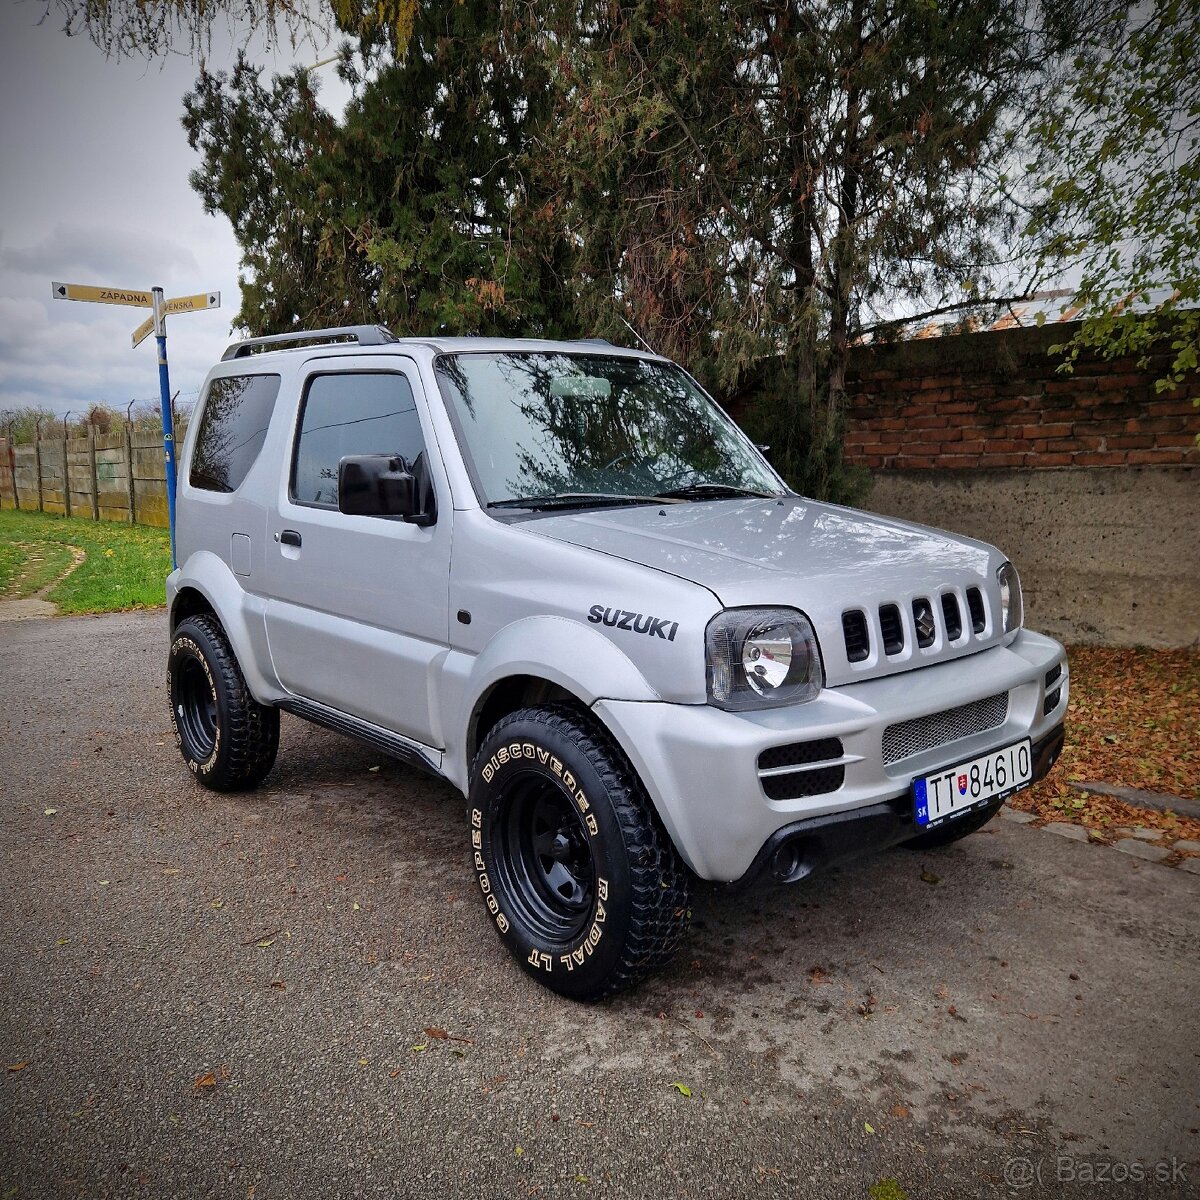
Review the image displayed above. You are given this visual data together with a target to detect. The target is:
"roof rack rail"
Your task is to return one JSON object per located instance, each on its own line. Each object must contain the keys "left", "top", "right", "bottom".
{"left": 221, "top": 324, "right": 399, "bottom": 361}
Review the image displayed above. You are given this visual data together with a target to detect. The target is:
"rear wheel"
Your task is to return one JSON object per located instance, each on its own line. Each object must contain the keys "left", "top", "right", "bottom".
{"left": 469, "top": 705, "right": 690, "bottom": 1000}
{"left": 168, "top": 614, "right": 279, "bottom": 792}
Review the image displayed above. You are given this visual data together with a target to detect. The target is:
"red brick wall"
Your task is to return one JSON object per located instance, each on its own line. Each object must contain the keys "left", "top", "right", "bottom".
{"left": 844, "top": 322, "right": 1200, "bottom": 471}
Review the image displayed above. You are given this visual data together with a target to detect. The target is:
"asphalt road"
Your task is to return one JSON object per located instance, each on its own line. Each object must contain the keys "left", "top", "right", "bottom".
{"left": 1, "top": 611, "right": 1197, "bottom": 1200}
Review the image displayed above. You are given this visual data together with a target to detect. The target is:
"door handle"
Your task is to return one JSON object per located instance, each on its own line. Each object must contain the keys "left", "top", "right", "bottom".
{"left": 279, "top": 529, "right": 302, "bottom": 548}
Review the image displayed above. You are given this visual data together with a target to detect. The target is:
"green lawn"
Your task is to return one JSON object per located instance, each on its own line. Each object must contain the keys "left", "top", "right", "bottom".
{"left": 0, "top": 510, "right": 171, "bottom": 614}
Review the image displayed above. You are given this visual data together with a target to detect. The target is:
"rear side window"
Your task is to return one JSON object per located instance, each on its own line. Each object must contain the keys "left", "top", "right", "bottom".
{"left": 291, "top": 372, "right": 426, "bottom": 508}
{"left": 190, "top": 373, "right": 281, "bottom": 493}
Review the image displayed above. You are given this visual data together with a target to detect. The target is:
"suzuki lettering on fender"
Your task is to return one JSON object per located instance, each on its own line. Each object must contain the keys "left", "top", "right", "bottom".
{"left": 587, "top": 604, "right": 679, "bottom": 641}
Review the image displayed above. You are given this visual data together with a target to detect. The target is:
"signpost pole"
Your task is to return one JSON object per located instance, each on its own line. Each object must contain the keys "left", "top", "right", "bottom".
{"left": 152, "top": 287, "right": 178, "bottom": 568}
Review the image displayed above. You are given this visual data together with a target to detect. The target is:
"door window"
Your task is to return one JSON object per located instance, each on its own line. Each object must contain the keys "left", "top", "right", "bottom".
{"left": 190, "top": 373, "right": 281, "bottom": 492}
{"left": 291, "top": 372, "right": 426, "bottom": 508}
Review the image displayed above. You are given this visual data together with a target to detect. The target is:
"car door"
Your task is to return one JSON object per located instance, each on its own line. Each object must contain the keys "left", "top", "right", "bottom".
{"left": 259, "top": 356, "right": 450, "bottom": 746}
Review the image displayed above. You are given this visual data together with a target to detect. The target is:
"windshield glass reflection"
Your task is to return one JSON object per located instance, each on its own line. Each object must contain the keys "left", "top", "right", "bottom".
{"left": 435, "top": 352, "right": 784, "bottom": 508}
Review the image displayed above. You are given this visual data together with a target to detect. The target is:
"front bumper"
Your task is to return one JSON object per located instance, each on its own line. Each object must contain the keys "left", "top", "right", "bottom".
{"left": 735, "top": 723, "right": 1065, "bottom": 887}
{"left": 594, "top": 628, "right": 1068, "bottom": 882}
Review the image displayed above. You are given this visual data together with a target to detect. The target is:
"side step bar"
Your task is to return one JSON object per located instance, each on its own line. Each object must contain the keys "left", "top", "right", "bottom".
{"left": 276, "top": 696, "right": 444, "bottom": 779}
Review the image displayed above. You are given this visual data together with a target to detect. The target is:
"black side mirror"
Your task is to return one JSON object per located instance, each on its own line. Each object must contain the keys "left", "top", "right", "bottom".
{"left": 338, "top": 454, "right": 434, "bottom": 525}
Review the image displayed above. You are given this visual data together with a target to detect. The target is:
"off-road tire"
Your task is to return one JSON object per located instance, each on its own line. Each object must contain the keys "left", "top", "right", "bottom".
{"left": 168, "top": 614, "right": 279, "bottom": 792}
{"left": 469, "top": 705, "right": 690, "bottom": 1001}
{"left": 904, "top": 798, "right": 1003, "bottom": 849}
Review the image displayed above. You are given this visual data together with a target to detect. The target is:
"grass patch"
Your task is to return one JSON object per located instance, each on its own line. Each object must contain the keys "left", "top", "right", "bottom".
{"left": 0, "top": 538, "right": 77, "bottom": 598}
{"left": 0, "top": 510, "right": 171, "bottom": 614}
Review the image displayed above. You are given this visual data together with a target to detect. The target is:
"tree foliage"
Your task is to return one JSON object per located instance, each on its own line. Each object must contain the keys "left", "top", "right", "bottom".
{"left": 1026, "top": 0, "right": 1200, "bottom": 397}
{"left": 183, "top": 3, "right": 575, "bottom": 339}
{"left": 181, "top": 1, "right": 1083, "bottom": 499}
{"left": 541, "top": 1, "right": 1076, "bottom": 498}
{"left": 40, "top": 0, "right": 323, "bottom": 59}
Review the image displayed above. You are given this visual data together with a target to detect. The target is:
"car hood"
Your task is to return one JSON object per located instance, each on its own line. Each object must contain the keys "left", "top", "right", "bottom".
{"left": 529, "top": 496, "right": 1009, "bottom": 686}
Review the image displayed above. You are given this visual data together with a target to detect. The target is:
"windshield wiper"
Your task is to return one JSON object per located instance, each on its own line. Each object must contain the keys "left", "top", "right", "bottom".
{"left": 654, "top": 482, "right": 778, "bottom": 501}
{"left": 488, "top": 492, "right": 682, "bottom": 512}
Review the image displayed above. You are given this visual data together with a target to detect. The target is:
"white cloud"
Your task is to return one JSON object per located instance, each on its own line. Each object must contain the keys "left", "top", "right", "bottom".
{"left": 0, "top": 3, "right": 347, "bottom": 418}
{"left": 2, "top": 223, "right": 200, "bottom": 284}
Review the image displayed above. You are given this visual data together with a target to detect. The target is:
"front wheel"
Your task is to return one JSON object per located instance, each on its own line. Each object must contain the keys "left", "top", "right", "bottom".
{"left": 469, "top": 706, "right": 690, "bottom": 1000}
{"left": 168, "top": 614, "right": 279, "bottom": 792}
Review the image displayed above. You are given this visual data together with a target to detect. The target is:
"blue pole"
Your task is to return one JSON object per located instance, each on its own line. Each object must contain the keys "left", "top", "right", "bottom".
{"left": 152, "top": 287, "right": 178, "bottom": 568}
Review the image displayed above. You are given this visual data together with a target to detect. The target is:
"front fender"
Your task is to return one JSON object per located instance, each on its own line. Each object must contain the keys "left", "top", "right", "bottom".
{"left": 438, "top": 615, "right": 661, "bottom": 791}
{"left": 168, "top": 552, "right": 281, "bottom": 703}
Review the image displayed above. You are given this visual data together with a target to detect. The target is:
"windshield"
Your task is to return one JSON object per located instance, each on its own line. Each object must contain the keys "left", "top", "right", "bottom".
{"left": 434, "top": 352, "right": 784, "bottom": 510}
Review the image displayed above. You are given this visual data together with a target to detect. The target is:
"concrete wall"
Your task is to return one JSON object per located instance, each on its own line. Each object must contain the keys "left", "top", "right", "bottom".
{"left": 0, "top": 425, "right": 186, "bottom": 528}
{"left": 838, "top": 323, "right": 1199, "bottom": 648}
{"left": 865, "top": 467, "right": 1199, "bottom": 649}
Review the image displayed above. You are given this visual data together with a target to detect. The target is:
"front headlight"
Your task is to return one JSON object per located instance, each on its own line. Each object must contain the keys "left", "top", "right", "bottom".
{"left": 997, "top": 561, "right": 1023, "bottom": 633}
{"left": 706, "top": 608, "right": 823, "bottom": 711}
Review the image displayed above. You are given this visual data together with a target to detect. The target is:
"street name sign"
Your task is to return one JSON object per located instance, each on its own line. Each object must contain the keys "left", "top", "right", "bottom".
{"left": 51, "top": 281, "right": 153, "bottom": 308}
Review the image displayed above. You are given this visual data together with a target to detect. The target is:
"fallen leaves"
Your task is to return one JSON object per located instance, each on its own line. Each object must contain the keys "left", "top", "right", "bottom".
{"left": 6, "top": 1062, "right": 28, "bottom": 1073}
{"left": 1011, "top": 647, "right": 1200, "bottom": 840}
{"left": 43, "top": 808, "right": 57, "bottom": 817}
{"left": 670, "top": 1082, "right": 692, "bottom": 1097}
{"left": 193, "top": 1072, "right": 217, "bottom": 1091}
{"left": 920, "top": 868, "right": 940, "bottom": 885}
{"left": 242, "top": 927, "right": 282, "bottom": 948}
{"left": 423, "top": 1027, "right": 474, "bottom": 1044}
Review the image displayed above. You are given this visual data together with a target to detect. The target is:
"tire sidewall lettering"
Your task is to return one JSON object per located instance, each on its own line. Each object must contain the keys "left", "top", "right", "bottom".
{"left": 470, "top": 737, "right": 620, "bottom": 977}
{"left": 169, "top": 635, "right": 221, "bottom": 773}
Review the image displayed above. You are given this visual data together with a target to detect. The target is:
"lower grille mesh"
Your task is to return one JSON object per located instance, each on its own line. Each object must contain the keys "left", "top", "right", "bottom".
{"left": 882, "top": 692, "right": 1008, "bottom": 765}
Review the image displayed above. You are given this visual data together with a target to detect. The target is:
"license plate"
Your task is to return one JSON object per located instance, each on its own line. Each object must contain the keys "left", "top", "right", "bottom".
{"left": 912, "top": 738, "right": 1032, "bottom": 828}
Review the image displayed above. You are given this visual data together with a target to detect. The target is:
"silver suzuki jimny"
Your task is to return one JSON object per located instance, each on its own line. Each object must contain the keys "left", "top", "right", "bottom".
{"left": 167, "top": 325, "right": 1068, "bottom": 999}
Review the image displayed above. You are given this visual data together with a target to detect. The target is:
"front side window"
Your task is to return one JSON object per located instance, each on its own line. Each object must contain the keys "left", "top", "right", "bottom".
{"left": 190, "top": 373, "right": 281, "bottom": 493}
{"left": 434, "top": 352, "right": 782, "bottom": 510}
{"left": 291, "top": 372, "right": 425, "bottom": 508}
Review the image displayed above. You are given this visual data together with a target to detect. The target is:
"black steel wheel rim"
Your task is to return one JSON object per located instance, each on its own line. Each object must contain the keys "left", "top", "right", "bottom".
{"left": 493, "top": 772, "right": 596, "bottom": 943}
{"left": 176, "top": 655, "right": 217, "bottom": 757}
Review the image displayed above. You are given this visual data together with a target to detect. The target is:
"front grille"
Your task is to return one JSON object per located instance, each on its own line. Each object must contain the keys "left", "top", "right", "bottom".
{"left": 882, "top": 691, "right": 1008, "bottom": 765}
{"left": 842, "top": 610, "right": 869, "bottom": 662}
{"left": 879, "top": 604, "right": 904, "bottom": 655}
{"left": 941, "top": 592, "right": 963, "bottom": 640}
{"left": 912, "top": 597, "right": 936, "bottom": 648}
{"left": 758, "top": 737, "right": 844, "bottom": 800}
{"left": 966, "top": 587, "right": 986, "bottom": 633}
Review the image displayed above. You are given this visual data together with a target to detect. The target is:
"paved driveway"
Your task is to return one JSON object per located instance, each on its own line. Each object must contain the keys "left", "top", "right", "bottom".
{"left": 1, "top": 612, "right": 1197, "bottom": 1199}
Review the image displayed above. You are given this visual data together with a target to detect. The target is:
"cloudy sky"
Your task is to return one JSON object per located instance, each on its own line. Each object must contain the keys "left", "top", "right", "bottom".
{"left": 0, "top": 4, "right": 348, "bottom": 420}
